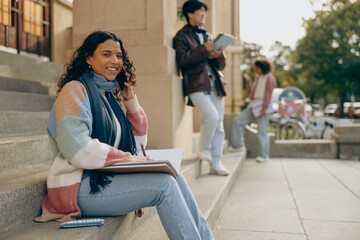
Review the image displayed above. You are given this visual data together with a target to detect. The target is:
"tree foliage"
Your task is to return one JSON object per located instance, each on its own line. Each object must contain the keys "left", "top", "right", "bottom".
{"left": 294, "top": 0, "right": 360, "bottom": 115}
{"left": 270, "top": 41, "right": 297, "bottom": 88}
{"left": 239, "top": 40, "right": 263, "bottom": 72}
{"left": 239, "top": 41, "right": 263, "bottom": 97}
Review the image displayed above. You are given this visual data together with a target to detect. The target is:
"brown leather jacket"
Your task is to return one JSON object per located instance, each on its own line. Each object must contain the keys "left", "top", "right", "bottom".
{"left": 173, "top": 25, "right": 226, "bottom": 105}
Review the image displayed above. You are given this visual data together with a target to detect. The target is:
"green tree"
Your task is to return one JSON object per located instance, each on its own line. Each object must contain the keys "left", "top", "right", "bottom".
{"left": 240, "top": 40, "right": 263, "bottom": 71}
{"left": 294, "top": 0, "right": 360, "bottom": 116}
{"left": 239, "top": 41, "right": 263, "bottom": 97}
{"left": 270, "top": 41, "right": 297, "bottom": 88}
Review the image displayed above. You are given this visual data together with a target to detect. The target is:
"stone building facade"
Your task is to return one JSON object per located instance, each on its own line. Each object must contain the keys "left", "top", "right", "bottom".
{"left": 0, "top": 0, "right": 244, "bottom": 157}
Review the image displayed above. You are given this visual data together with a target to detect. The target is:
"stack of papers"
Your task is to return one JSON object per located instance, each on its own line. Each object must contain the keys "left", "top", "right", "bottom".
{"left": 100, "top": 148, "right": 182, "bottom": 178}
{"left": 251, "top": 99, "right": 274, "bottom": 118}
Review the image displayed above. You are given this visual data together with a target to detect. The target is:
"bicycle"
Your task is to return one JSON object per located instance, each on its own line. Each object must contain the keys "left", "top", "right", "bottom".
{"left": 272, "top": 104, "right": 338, "bottom": 140}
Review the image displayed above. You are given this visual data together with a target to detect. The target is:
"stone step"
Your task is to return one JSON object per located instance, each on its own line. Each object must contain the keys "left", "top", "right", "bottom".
{"left": 244, "top": 125, "right": 337, "bottom": 158}
{"left": 0, "top": 76, "right": 50, "bottom": 94}
{"left": 128, "top": 151, "right": 245, "bottom": 239}
{"left": 0, "top": 51, "right": 63, "bottom": 78}
{"left": 0, "top": 64, "right": 59, "bottom": 85}
{"left": 0, "top": 111, "right": 49, "bottom": 135}
{"left": 0, "top": 162, "right": 128, "bottom": 239}
{"left": 192, "top": 131, "right": 230, "bottom": 156}
{"left": 0, "top": 151, "right": 245, "bottom": 240}
{"left": 0, "top": 164, "right": 50, "bottom": 234}
{"left": 0, "top": 65, "right": 58, "bottom": 96}
{"left": 0, "top": 91, "right": 55, "bottom": 112}
{"left": 0, "top": 134, "right": 52, "bottom": 174}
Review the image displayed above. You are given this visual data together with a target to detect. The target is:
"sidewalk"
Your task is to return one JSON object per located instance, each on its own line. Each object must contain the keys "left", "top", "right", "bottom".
{"left": 215, "top": 158, "right": 360, "bottom": 240}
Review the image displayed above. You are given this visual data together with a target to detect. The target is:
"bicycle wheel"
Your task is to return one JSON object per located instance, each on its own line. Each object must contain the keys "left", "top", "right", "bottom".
{"left": 321, "top": 125, "right": 335, "bottom": 139}
{"left": 279, "top": 121, "right": 306, "bottom": 139}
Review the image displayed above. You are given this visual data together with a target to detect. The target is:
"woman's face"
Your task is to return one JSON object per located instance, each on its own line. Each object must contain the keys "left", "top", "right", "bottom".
{"left": 254, "top": 66, "right": 263, "bottom": 75}
{"left": 86, "top": 39, "right": 123, "bottom": 81}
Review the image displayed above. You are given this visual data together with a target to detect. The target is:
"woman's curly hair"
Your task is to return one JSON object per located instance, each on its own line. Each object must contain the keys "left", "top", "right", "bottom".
{"left": 57, "top": 31, "right": 136, "bottom": 101}
{"left": 253, "top": 57, "right": 273, "bottom": 74}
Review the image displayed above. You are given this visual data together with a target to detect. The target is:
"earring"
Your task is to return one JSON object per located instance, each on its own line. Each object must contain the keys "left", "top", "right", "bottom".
{"left": 88, "top": 65, "right": 92, "bottom": 69}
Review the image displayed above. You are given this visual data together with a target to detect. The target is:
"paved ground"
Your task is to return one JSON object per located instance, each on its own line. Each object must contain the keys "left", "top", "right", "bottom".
{"left": 215, "top": 158, "right": 360, "bottom": 240}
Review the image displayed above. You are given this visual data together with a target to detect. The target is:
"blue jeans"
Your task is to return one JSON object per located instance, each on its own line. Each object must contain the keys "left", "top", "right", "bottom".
{"left": 232, "top": 105, "right": 270, "bottom": 158}
{"left": 78, "top": 173, "right": 214, "bottom": 240}
{"left": 189, "top": 91, "right": 225, "bottom": 165}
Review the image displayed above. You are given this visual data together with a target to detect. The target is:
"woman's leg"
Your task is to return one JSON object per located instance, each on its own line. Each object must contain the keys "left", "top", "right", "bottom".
{"left": 256, "top": 113, "right": 270, "bottom": 158}
{"left": 176, "top": 175, "right": 214, "bottom": 240}
{"left": 78, "top": 172, "right": 213, "bottom": 240}
{"left": 231, "top": 106, "right": 254, "bottom": 148}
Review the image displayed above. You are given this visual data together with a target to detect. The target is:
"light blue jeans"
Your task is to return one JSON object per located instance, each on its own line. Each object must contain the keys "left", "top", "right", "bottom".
{"left": 232, "top": 105, "right": 270, "bottom": 158}
{"left": 78, "top": 173, "right": 214, "bottom": 240}
{"left": 189, "top": 91, "right": 225, "bottom": 165}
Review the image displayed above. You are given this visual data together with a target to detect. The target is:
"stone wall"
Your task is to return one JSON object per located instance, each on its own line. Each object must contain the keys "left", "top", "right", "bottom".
{"left": 51, "top": 0, "right": 73, "bottom": 64}
{"left": 335, "top": 124, "right": 360, "bottom": 160}
{"left": 223, "top": 113, "right": 339, "bottom": 159}
{"left": 71, "top": 0, "right": 194, "bottom": 156}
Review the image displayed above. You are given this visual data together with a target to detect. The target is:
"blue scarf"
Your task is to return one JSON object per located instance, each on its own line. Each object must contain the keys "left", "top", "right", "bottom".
{"left": 79, "top": 71, "right": 137, "bottom": 193}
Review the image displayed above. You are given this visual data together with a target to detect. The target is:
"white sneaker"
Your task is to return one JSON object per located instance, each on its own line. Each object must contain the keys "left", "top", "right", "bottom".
{"left": 256, "top": 156, "right": 270, "bottom": 163}
{"left": 228, "top": 146, "right": 246, "bottom": 152}
{"left": 210, "top": 163, "right": 229, "bottom": 176}
{"left": 198, "top": 150, "right": 211, "bottom": 161}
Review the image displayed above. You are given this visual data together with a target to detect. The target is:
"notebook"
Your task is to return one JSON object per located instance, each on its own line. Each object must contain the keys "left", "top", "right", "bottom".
{"left": 214, "top": 33, "right": 235, "bottom": 51}
{"left": 251, "top": 99, "right": 274, "bottom": 118}
{"left": 100, "top": 148, "right": 182, "bottom": 178}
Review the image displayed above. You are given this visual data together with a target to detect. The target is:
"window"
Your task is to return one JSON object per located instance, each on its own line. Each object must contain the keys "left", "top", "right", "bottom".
{"left": 0, "top": 0, "right": 11, "bottom": 26}
{"left": 23, "top": 0, "right": 43, "bottom": 36}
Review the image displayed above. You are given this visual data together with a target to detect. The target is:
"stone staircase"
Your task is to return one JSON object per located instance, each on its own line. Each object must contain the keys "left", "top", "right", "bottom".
{"left": 0, "top": 52, "right": 245, "bottom": 239}
{"left": 0, "top": 51, "right": 61, "bottom": 236}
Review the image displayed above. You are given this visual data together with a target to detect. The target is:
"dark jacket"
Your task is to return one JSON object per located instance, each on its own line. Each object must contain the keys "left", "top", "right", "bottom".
{"left": 173, "top": 25, "right": 226, "bottom": 105}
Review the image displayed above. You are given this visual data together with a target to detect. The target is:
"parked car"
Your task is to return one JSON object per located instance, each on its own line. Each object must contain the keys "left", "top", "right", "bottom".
{"left": 271, "top": 88, "right": 284, "bottom": 113}
{"left": 309, "top": 103, "right": 324, "bottom": 117}
{"left": 353, "top": 109, "right": 360, "bottom": 118}
{"left": 347, "top": 102, "right": 360, "bottom": 118}
{"left": 335, "top": 102, "right": 360, "bottom": 118}
{"left": 324, "top": 104, "right": 338, "bottom": 116}
{"left": 305, "top": 104, "right": 313, "bottom": 116}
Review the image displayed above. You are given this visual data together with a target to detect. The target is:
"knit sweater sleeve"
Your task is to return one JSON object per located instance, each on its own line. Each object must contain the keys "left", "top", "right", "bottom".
{"left": 262, "top": 74, "right": 277, "bottom": 110}
{"left": 124, "top": 95, "right": 148, "bottom": 150}
{"left": 54, "top": 81, "right": 134, "bottom": 169}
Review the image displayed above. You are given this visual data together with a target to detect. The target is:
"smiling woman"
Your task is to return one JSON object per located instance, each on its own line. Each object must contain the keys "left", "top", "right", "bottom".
{"left": 86, "top": 40, "right": 123, "bottom": 81}
{"left": 34, "top": 31, "right": 214, "bottom": 240}
{"left": 56, "top": 31, "right": 136, "bottom": 97}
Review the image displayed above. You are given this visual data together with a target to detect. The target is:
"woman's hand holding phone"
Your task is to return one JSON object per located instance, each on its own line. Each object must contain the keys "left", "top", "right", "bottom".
{"left": 121, "top": 81, "right": 135, "bottom": 101}
{"left": 117, "top": 67, "right": 134, "bottom": 101}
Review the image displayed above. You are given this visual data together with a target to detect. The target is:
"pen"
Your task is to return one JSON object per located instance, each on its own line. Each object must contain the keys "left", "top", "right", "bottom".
{"left": 140, "top": 143, "right": 146, "bottom": 156}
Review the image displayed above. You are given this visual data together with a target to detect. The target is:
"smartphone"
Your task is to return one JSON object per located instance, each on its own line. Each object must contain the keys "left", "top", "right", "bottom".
{"left": 117, "top": 67, "right": 129, "bottom": 91}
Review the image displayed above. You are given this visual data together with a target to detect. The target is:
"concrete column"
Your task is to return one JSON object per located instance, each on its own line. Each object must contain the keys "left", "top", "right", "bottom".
{"left": 51, "top": 1, "right": 72, "bottom": 64}
{"left": 72, "top": 0, "right": 194, "bottom": 156}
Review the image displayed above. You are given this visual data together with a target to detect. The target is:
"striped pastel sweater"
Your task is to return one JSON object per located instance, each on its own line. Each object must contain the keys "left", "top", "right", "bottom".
{"left": 35, "top": 81, "right": 148, "bottom": 222}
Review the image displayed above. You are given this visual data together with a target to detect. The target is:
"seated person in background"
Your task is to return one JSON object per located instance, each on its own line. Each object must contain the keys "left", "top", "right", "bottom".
{"left": 35, "top": 31, "right": 214, "bottom": 240}
{"left": 231, "top": 57, "right": 276, "bottom": 163}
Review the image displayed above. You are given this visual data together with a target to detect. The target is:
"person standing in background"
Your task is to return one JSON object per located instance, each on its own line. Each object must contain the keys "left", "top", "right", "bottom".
{"left": 231, "top": 57, "right": 276, "bottom": 163}
{"left": 173, "top": 0, "right": 229, "bottom": 176}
